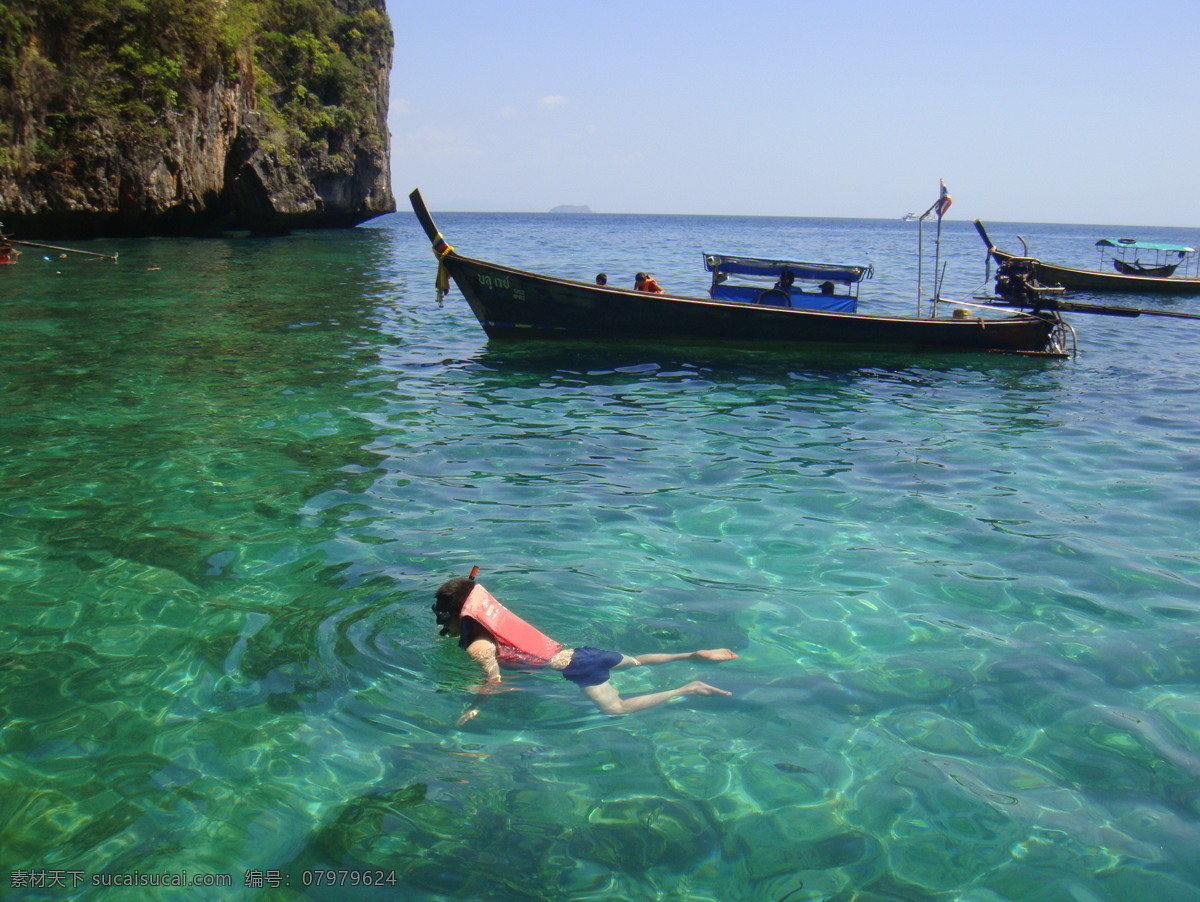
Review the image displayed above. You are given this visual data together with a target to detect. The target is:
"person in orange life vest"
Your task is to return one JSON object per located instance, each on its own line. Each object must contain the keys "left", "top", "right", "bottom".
{"left": 634, "top": 272, "right": 664, "bottom": 293}
{"left": 433, "top": 577, "right": 737, "bottom": 725}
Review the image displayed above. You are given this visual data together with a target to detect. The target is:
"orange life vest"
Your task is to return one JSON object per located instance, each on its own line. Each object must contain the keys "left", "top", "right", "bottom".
{"left": 637, "top": 276, "right": 664, "bottom": 294}
{"left": 460, "top": 584, "right": 564, "bottom": 668}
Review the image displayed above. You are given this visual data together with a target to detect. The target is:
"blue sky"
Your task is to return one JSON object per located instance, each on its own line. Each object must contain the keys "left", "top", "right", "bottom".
{"left": 386, "top": 0, "right": 1200, "bottom": 225}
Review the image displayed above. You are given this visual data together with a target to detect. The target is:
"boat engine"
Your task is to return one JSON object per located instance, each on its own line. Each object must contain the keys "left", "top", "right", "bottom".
{"left": 994, "top": 259, "right": 1054, "bottom": 306}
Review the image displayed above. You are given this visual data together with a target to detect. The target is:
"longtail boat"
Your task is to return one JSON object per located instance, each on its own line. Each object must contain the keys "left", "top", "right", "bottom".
{"left": 0, "top": 224, "right": 119, "bottom": 264}
{"left": 975, "top": 221, "right": 1200, "bottom": 295}
{"left": 409, "top": 190, "right": 1066, "bottom": 356}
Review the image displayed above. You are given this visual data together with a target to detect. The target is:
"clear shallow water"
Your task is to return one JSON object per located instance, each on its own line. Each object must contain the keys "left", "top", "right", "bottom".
{"left": 2, "top": 213, "right": 1199, "bottom": 901}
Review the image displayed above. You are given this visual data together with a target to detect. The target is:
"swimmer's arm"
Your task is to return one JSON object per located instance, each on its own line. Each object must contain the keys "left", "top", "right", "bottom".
{"left": 457, "top": 636, "right": 503, "bottom": 726}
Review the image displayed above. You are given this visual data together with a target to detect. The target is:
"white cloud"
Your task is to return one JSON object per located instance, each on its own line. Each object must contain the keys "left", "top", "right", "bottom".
{"left": 396, "top": 125, "right": 481, "bottom": 160}
{"left": 538, "top": 95, "right": 567, "bottom": 111}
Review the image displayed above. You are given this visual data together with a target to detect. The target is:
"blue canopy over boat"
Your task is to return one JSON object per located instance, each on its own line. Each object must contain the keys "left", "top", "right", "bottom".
{"left": 702, "top": 253, "right": 873, "bottom": 314}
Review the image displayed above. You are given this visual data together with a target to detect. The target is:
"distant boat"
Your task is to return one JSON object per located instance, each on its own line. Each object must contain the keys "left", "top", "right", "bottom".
{"left": 975, "top": 220, "right": 1200, "bottom": 295}
{"left": 409, "top": 189, "right": 1064, "bottom": 356}
{"left": 902, "top": 212, "right": 918, "bottom": 222}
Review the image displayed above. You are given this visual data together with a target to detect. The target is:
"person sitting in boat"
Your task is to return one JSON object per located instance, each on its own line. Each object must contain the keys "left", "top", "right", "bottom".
{"left": 0, "top": 240, "right": 20, "bottom": 265}
{"left": 595, "top": 273, "right": 608, "bottom": 286}
{"left": 819, "top": 280, "right": 835, "bottom": 295}
{"left": 774, "top": 269, "right": 796, "bottom": 292}
{"left": 433, "top": 576, "right": 737, "bottom": 725}
{"left": 634, "top": 272, "right": 665, "bottom": 293}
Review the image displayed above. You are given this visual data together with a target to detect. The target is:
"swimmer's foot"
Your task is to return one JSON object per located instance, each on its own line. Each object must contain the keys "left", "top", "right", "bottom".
{"left": 682, "top": 680, "right": 732, "bottom": 697}
{"left": 694, "top": 648, "right": 738, "bottom": 661}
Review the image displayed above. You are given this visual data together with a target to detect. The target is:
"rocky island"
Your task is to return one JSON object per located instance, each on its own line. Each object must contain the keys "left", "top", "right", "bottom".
{"left": 0, "top": 0, "right": 394, "bottom": 238}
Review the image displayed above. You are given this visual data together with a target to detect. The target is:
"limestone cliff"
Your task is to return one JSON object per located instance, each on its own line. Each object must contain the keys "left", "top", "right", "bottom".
{"left": 0, "top": 0, "right": 394, "bottom": 238}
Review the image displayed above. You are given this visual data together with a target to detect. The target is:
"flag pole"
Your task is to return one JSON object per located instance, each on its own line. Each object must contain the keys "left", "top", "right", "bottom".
{"left": 917, "top": 215, "right": 925, "bottom": 317}
{"left": 916, "top": 194, "right": 940, "bottom": 317}
{"left": 934, "top": 204, "right": 943, "bottom": 313}
{"left": 918, "top": 180, "right": 953, "bottom": 318}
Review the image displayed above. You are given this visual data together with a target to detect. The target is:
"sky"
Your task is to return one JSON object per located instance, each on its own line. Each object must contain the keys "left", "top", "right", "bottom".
{"left": 385, "top": 0, "right": 1200, "bottom": 226}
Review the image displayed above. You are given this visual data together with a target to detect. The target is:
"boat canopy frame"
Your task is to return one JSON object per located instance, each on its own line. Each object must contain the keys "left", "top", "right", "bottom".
{"left": 703, "top": 252, "right": 873, "bottom": 313}
{"left": 704, "top": 253, "right": 872, "bottom": 286}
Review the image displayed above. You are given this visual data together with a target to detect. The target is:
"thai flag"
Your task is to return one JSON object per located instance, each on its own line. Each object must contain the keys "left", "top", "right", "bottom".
{"left": 934, "top": 180, "right": 953, "bottom": 218}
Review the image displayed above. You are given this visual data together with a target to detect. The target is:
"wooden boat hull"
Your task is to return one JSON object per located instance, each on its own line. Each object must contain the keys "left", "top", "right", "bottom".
{"left": 441, "top": 253, "right": 1058, "bottom": 353}
{"left": 989, "top": 247, "right": 1200, "bottom": 295}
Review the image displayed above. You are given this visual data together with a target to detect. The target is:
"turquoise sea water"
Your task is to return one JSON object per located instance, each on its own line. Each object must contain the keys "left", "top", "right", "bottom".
{"left": 2, "top": 211, "right": 1199, "bottom": 901}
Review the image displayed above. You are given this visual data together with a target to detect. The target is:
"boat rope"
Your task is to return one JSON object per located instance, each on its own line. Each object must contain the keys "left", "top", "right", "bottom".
{"left": 432, "top": 231, "right": 455, "bottom": 303}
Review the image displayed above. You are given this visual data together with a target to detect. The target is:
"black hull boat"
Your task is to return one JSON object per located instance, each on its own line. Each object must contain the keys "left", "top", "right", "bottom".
{"left": 434, "top": 249, "right": 1059, "bottom": 352}
{"left": 976, "top": 221, "right": 1200, "bottom": 295}
{"left": 410, "top": 191, "right": 1062, "bottom": 356}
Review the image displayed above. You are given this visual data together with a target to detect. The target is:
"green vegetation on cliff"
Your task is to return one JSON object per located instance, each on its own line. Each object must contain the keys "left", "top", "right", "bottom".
{"left": 0, "top": 0, "right": 390, "bottom": 175}
{"left": 252, "top": 0, "right": 392, "bottom": 168}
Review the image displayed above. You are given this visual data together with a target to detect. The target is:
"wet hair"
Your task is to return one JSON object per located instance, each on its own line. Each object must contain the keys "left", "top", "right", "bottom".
{"left": 433, "top": 577, "right": 475, "bottom": 633}
{"left": 635, "top": 272, "right": 647, "bottom": 281}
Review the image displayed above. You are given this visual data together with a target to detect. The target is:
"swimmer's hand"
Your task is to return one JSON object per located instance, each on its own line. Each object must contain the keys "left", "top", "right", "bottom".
{"left": 456, "top": 708, "right": 480, "bottom": 727}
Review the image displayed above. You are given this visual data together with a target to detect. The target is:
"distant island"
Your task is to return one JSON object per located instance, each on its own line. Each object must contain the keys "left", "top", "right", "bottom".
{"left": 549, "top": 205, "right": 592, "bottom": 214}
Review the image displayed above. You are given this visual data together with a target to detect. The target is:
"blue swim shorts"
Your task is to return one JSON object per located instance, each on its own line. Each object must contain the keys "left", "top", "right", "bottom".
{"left": 561, "top": 647, "right": 624, "bottom": 687}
